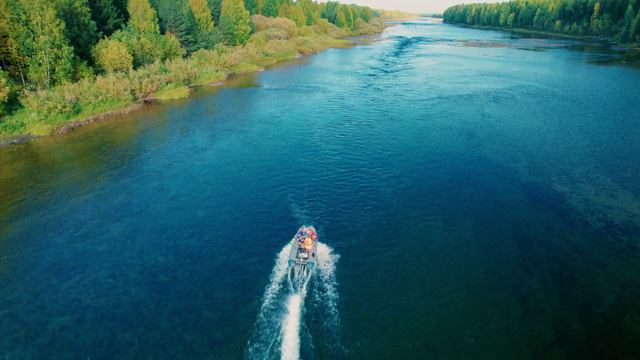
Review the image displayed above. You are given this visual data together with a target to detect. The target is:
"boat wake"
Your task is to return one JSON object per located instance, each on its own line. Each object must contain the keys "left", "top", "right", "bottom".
{"left": 245, "top": 242, "right": 342, "bottom": 359}
{"left": 281, "top": 293, "right": 304, "bottom": 360}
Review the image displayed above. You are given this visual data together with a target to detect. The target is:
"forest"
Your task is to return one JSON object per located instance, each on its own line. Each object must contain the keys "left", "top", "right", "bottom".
{"left": 0, "top": 0, "right": 387, "bottom": 138}
{"left": 443, "top": 0, "right": 640, "bottom": 43}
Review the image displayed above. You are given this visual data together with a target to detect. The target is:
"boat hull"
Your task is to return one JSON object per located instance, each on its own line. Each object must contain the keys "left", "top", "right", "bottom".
{"left": 287, "top": 225, "right": 318, "bottom": 293}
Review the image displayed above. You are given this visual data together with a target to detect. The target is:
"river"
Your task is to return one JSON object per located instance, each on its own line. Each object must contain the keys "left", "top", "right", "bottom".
{"left": 1, "top": 18, "right": 640, "bottom": 359}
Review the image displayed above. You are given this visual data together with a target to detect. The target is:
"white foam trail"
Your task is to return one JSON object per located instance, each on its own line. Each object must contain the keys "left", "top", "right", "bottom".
{"left": 310, "top": 243, "right": 345, "bottom": 356}
{"left": 261, "top": 243, "right": 292, "bottom": 312}
{"left": 280, "top": 294, "right": 303, "bottom": 360}
{"left": 246, "top": 241, "right": 341, "bottom": 359}
{"left": 245, "top": 243, "right": 292, "bottom": 359}
{"left": 316, "top": 243, "right": 339, "bottom": 308}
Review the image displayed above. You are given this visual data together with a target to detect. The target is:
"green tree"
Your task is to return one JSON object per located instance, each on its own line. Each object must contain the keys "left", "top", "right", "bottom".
{"left": 443, "top": 0, "right": 640, "bottom": 43}
{"left": 54, "top": 0, "right": 99, "bottom": 61}
{"left": 356, "top": 5, "right": 372, "bottom": 23}
{"left": 244, "top": 0, "right": 259, "bottom": 15}
{"left": 161, "top": 32, "right": 186, "bottom": 59}
{"left": 590, "top": 2, "right": 601, "bottom": 33}
{"left": 619, "top": 1, "right": 636, "bottom": 41}
{"left": 89, "top": 0, "right": 126, "bottom": 36}
{"left": 632, "top": 7, "right": 640, "bottom": 41}
{"left": 507, "top": 12, "right": 515, "bottom": 27}
{"left": 298, "top": 0, "right": 320, "bottom": 25}
{"left": 153, "top": 0, "right": 198, "bottom": 52}
{"left": 189, "top": 0, "right": 217, "bottom": 49}
{"left": 554, "top": 19, "right": 563, "bottom": 31}
{"left": 335, "top": 9, "right": 346, "bottom": 28}
{"left": 112, "top": 29, "right": 184, "bottom": 67}
{"left": 19, "top": 0, "right": 75, "bottom": 88}
{"left": 209, "top": 0, "right": 222, "bottom": 23}
{"left": 190, "top": 0, "right": 215, "bottom": 31}
{"left": 262, "top": 0, "right": 278, "bottom": 17}
{"left": 279, "top": 2, "right": 306, "bottom": 26}
{"left": 0, "top": 1, "right": 9, "bottom": 70}
{"left": 92, "top": 38, "right": 133, "bottom": 72}
{"left": 321, "top": 1, "right": 339, "bottom": 24}
{"left": 0, "top": 69, "right": 10, "bottom": 116}
{"left": 113, "top": 0, "right": 185, "bottom": 67}
{"left": 0, "top": 0, "right": 29, "bottom": 84}
{"left": 533, "top": 8, "right": 544, "bottom": 29}
{"left": 128, "top": 0, "right": 160, "bottom": 34}
{"left": 219, "top": 0, "right": 251, "bottom": 45}
{"left": 340, "top": 5, "right": 355, "bottom": 29}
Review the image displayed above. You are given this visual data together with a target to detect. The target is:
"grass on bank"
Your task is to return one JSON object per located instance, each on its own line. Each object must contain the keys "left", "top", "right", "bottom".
{"left": 192, "top": 69, "right": 227, "bottom": 86}
{"left": 153, "top": 85, "right": 191, "bottom": 101}
{"left": 0, "top": 16, "right": 383, "bottom": 140}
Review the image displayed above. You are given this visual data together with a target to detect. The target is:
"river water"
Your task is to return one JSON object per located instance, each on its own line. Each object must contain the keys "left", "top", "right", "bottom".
{"left": 1, "top": 18, "right": 640, "bottom": 359}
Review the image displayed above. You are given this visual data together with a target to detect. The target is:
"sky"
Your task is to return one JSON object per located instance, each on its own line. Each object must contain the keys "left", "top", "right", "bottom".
{"left": 341, "top": 0, "right": 493, "bottom": 14}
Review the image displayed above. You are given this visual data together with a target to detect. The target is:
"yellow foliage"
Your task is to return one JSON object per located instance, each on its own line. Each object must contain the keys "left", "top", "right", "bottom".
{"left": 93, "top": 38, "right": 133, "bottom": 73}
{"left": 252, "top": 15, "right": 297, "bottom": 38}
{"left": 0, "top": 71, "right": 9, "bottom": 104}
{"left": 127, "top": 0, "right": 160, "bottom": 35}
{"left": 189, "top": 0, "right": 215, "bottom": 31}
{"left": 165, "top": 58, "right": 198, "bottom": 85}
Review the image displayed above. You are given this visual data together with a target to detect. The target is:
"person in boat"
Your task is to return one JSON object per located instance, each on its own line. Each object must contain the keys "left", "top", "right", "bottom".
{"left": 302, "top": 236, "right": 313, "bottom": 250}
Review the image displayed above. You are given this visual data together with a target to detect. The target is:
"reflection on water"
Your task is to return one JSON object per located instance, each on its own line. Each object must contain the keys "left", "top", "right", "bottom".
{"left": 453, "top": 30, "right": 640, "bottom": 67}
{"left": 0, "top": 104, "right": 170, "bottom": 227}
{"left": 1, "top": 18, "right": 640, "bottom": 359}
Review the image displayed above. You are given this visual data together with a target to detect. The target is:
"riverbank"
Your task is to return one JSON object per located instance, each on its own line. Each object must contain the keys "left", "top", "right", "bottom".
{"left": 450, "top": 23, "right": 640, "bottom": 50}
{"left": 442, "top": 1, "right": 640, "bottom": 50}
{"left": 0, "top": 15, "right": 387, "bottom": 147}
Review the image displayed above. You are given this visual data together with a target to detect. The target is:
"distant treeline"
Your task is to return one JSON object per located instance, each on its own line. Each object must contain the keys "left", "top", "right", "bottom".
{"left": 443, "top": 0, "right": 640, "bottom": 43}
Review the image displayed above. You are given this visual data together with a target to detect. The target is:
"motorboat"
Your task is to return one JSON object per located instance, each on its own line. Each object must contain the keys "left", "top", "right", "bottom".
{"left": 287, "top": 225, "right": 318, "bottom": 292}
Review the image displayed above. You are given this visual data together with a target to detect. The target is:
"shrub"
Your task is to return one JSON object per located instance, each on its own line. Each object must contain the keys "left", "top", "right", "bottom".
{"left": 192, "top": 69, "right": 226, "bottom": 86}
{"left": 19, "top": 86, "right": 80, "bottom": 123}
{"left": 112, "top": 30, "right": 185, "bottom": 68}
{"left": 209, "top": 45, "right": 257, "bottom": 69}
{"left": 128, "top": 64, "right": 171, "bottom": 100}
{"left": 251, "top": 15, "right": 270, "bottom": 31}
{"left": 165, "top": 58, "right": 198, "bottom": 85}
{"left": 93, "top": 38, "right": 134, "bottom": 73}
{"left": 257, "top": 39, "right": 298, "bottom": 60}
{"left": 297, "top": 26, "right": 315, "bottom": 37}
{"left": 249, "top": 28, "right": 290, "bottom": 47}
{"left": 251, "top": 15, "right": 297, "bottom": 38}
{"left": 313, "top": 18, "right": 332, "bottom": 34}
{"left": 294, "top": 37, "right": 322, "bottom": 54}
{"left": 278, "top": 3, "right": 306, "bottom": 27}
{"left": 86, "top": 74, "right": 133, "bottom": 105}
{"left": 73, "top": 60, "right": 96, "bottom": 81}
{"left": 190, "top": 49, "right": 214, "bottom": 66}
{"left": 354, "top": 18, "right": 384, "bottom": 35}
{"left": 313, "top": 18, "right": 346, "bottom": 38}
{"left": 162, "top": 32, "right": 187, "bottom": 61}
{"left": 0, "top": 113, "right": 27, "bottom": 135}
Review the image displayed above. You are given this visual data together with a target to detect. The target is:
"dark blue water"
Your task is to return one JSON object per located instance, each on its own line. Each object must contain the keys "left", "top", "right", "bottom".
{"left": 1, "top": 18, "right": 640, "bottom": 359}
